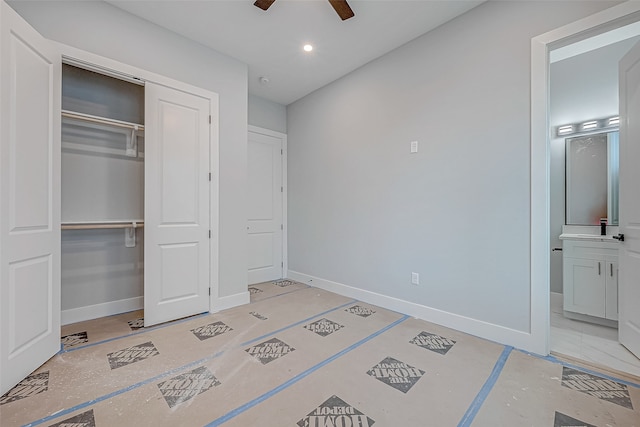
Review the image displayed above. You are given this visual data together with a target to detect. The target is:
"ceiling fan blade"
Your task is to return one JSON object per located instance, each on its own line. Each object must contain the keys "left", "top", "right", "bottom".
{"left": 328, "top": 0, "right": 354, "bottom": 20}
{"left": 254, "top": 0, "right": 276, "bottom": 11}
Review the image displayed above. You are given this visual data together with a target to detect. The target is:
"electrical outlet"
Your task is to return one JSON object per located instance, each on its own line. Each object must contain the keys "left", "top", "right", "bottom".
{"left": 411, "top": 272, "right": 419, "bottom": 285}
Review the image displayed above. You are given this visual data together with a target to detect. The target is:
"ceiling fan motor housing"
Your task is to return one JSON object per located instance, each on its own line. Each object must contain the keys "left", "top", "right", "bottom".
{"left": 253, "top": 0, "right": 354, "bottom": 21}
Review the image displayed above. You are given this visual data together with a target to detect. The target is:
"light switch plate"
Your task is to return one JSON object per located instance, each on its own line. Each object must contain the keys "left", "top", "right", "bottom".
{"left": 410, "top": 140, "right": 418, "bottom": 153}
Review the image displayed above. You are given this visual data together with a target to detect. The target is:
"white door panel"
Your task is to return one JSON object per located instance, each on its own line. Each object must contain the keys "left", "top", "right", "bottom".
{"left": 248, "top": 131, "right": 283, "bottom": 284}
{"left": 1, "top": 2, "right": 61, "bottom": 395}
{"left": 249, "top": 233, "right": 276, "bottom": 267}
{"left": 619, "top": 40, "right": 640, "bottom": 359}
{"left": 145, "top": 82, "right": 210, "bottom": 327}
{"left": 249, "top": 140, "right": 275, "bottom": 217}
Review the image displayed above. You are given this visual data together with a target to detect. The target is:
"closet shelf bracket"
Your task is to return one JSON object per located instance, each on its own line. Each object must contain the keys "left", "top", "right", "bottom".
{"left": 125, "top": 222, "right": 137, "bottom": 248}
{"left": 126, "top": 124, "right": 139, "bottom": 157}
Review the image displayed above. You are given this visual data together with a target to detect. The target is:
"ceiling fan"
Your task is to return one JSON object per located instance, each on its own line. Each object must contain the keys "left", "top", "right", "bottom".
{"left": 254, "top": 0, "right": 355, "bottom": 21}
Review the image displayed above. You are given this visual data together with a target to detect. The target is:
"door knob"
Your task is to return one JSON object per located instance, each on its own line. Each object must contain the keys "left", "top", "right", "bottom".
{"left": 613, "top": 234, "right": 625, "bottom": 242}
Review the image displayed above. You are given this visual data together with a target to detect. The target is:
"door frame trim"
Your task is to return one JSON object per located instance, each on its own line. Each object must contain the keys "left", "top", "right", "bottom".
{"left": 530, "top": 2, "right": 640, "bottom": 355}
{"left": 248, "top": 125, "right": 288, "bottom": 279}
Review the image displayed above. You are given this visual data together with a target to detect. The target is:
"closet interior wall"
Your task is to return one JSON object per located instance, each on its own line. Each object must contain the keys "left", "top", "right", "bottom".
{"left": 61, "top": 64, "right": 145, "bottom": 325}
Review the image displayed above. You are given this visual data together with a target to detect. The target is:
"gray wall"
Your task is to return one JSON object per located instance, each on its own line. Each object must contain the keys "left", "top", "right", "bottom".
{"left": 61, "top": 230, "right": 144, "bottom": 311}
{"left": 287, "top": 1, "right": 614, "bottom": 333}
{"left": 549, "top": 36, "right": 638, "bottom": 293}
{"left": 10, "top": 1, "right": 249, "bottom": 303}
{"left": 249, "top": 95, "right": 287, "bottom": 134}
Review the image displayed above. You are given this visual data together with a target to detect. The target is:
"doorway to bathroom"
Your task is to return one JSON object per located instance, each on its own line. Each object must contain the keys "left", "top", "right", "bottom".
{"left": 546, "top": 14, "right": 640, "bottom": 378}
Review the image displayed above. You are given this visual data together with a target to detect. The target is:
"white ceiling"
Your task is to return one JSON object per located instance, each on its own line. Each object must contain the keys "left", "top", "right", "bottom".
{"left": 107, "top": 0, "right": 483, "bottom": 105}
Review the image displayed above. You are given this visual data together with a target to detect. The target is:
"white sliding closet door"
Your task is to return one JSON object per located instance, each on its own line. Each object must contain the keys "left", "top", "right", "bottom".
{"left": 144, "top": 82, "right": 211, "bottom": 327}
{"left": 0, "top": 2, "right": 61, "bottom": 395}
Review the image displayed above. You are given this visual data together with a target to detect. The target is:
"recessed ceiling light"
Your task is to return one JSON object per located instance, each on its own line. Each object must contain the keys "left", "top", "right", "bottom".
{"left": 303, "top": 44, "right": 313, "bottom": 52}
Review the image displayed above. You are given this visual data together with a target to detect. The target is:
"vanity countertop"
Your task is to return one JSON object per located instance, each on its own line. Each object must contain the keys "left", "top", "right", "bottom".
{"left": 560, "top": 224, "right": 620, "bottom": 242}
{"left": 559, "top": 233, "right": 619, "bottom": 242}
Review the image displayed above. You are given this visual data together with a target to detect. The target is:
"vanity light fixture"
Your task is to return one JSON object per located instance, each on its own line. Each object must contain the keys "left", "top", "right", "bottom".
{"left": 558, "top": 125, "right": 574, "bottom": 135}
{"left": 555, "top": 115, "right": 620, "bottom": 137}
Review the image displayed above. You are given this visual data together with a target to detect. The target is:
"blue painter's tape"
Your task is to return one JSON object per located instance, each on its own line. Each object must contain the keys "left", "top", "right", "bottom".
{"left": 62, "top": 312, "right": 210, "bottom": 353}
{"left": 204, "top": 314, "right": 410, "bottom": 427}
{"left": 457, "top": 345, "right": 513, "bottom": 427}
{"left": 23, "top": 299, "right": 358, "bottom": 427}
{"left": 63, "top": 285, "right": 312, "bottom": 354}
{"left": 519, "top": 349, "right": 640, "bottom": 389}
{"left": 21, "top": 351, "right": 223, "bottom": 427}
{"left": 252, "top": 284, "right": 312, "bottom": 303}
{"left": 241, "top": 299, "right": 356, "bottom": 347}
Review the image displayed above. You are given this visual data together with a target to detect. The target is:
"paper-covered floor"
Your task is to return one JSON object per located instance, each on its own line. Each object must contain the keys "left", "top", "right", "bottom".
{"left": 2, "top": 280, "right": 639, "bottom": 426}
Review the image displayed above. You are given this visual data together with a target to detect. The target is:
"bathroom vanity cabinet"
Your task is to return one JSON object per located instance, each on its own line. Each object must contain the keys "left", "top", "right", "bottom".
{"left": 561, "top": 237, "right": 619, "bottom": 324}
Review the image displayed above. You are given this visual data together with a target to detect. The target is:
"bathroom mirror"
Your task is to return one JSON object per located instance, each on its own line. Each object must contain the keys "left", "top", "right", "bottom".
{"left": 565, "top": 131, "right": 619, "bottom": 225}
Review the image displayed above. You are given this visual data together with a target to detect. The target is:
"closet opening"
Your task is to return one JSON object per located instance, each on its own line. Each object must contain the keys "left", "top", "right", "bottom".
{"left": 60, "top": 63, "right": 146, "bottom": 329}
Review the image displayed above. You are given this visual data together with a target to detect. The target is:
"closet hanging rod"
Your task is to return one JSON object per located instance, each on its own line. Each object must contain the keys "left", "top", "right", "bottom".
{"left": 61, "top": 221, "right": 144, "bottom": 230}
{"left": 62, "top": 110, "right": 145, "bottom": 131}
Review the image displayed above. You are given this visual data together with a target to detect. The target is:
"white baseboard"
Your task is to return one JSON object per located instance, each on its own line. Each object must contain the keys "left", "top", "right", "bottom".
{"left": 62, "top": 290, "right": 251, "bottom": 325}
{"left": 287, "top": 271, "right": 537, "bottom": 353}
{"left": 62, "top": 296, "right": 143, "bottom": 326}
{"left": 211, "top": 291, "right": 250, "bottom": 313}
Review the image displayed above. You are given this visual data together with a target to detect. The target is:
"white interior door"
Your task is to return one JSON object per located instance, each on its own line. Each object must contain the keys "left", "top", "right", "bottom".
{"left": 0, "top": 2, "right": 61, "bottom": 394}
{"left": 618, "top": 40, "right": 640, "bottom": 359}
{"left": 247, "top": 130, "right": 283, "bottom": 284}
{"left": 144, "top": 82, "right": 210, "bottom": 327}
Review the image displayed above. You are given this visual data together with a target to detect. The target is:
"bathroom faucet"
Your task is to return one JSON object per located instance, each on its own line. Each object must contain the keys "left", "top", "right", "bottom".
{"left": 600, "top": 218, "right": 607, "bottom": 236}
